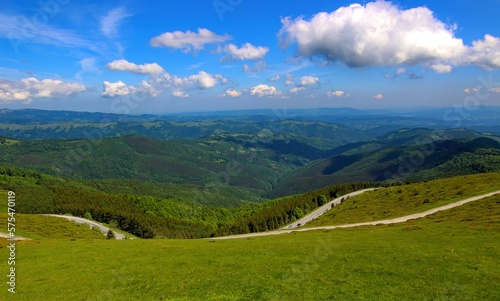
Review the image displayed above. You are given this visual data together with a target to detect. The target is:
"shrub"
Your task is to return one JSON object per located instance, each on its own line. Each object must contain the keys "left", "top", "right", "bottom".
{"left": 107, "top": 230, "right": 115, "bottom": 240}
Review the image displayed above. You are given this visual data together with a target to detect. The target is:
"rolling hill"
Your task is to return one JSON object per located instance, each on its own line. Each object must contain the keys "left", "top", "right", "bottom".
{"left": 272, "top": 136, "right": 500, "bottom": 197}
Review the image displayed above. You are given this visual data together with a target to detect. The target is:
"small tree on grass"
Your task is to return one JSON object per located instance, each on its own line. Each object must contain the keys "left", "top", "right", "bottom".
{"left": 106, "top": 230, "right": 115, "bottom": 240}
{"left": 83, "top": 211, "right": 92, "bottom": 220}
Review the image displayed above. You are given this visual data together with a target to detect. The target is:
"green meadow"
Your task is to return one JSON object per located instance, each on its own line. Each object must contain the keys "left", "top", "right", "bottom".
{"left": 1, "top": 193, "right": 499, "bottom": 300}
{"left": 307, "top": 172, "right": 500, "bottom": 227}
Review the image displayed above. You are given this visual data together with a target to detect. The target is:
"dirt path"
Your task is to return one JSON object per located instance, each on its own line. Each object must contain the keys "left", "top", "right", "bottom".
{"left": 213, "top": 190, "right": 500, "bottom": 240}
{"left": 41, "top": 215, "right": 125, "bottom": 240}
{"left": 1, "top": 215, "right": 125, "bottom": 240}
{"left": 282, "top": 188, "right": 379, "bottom": 229}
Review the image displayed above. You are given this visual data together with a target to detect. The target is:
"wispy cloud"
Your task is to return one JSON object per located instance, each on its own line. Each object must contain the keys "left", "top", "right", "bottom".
{"left": 0, "top": 13, "right": 97, "bottom": 53}
{"left": 100, "top": 7, "right": 132, "bottom": 38}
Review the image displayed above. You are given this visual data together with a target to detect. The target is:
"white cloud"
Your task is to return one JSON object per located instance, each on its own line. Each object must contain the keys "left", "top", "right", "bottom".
{"left": 150, "top": 28, "right": 231, "bottom": 53}
{"left": 0, "top": 77, "right": 86, "bottom": 103}
{"left": 21, "top": 78, "right": 86, "bottom": 98}
{"left": 106, "top": 59, "right": 165, "bottom": 75}
{"left": 221, "top": 89, "right": 242, "bottom": 98}
{"left": 289, "top": 87, "right": 305, "bottom": 93}
{"left": 145, "top": 70, "right": 227, "bottom": 97}
{"left": 250, "top": 84, "right": 283, "bottom": 97}
{"left": 79, "top": 58, "right": 98, "bottom": 72}
{"left": 0, "top": 80, "right": 31, "bottom": 102}
{"left": 100, "top": 7, "right": 131, "bottom": 38}
{"left": 277, "top": 1, "right": 500, "bottom": 71}
{"left": 299, "top": 76, "right": 319, "bottom": 86}
{"left": 101, "top": 69, "right": 227, "bottom": 99}
{"left": 463, "top": 86, "right": 500, "bottom": 94}
{"left": 139, "top": 80, "right": 161, "bottom": 97}
{"left": 430, "top": 64, "right": 453, "bottom": 73}
{"left": 467, "top": 34, "right": 500, "bottom": 70}
{"left": 396, "top": 68, "right": 406, "bottom": 74}
{"left": 188, "top": 71, "right": 226, "bottom": 89}
{"left": 373, "top": 93, "right": 384, "bottom": 100}
{"left": 242, "top": 61, "right": 267, "bottom": 73}
{"left": 463, "top": 88, "right": 478, "bottom": 94}
{"left": 285, "top": 74, "right": 295, "bottom": 86}
{"left": 220, "top": 43, "right": 269, "bottom": 61}
{"left": 269, "top": 75, "right": 281, "bottom": 82}
{"left": 326, "top": 90, "right": 347, "bottom": 97}
{"left": 101, "top": 81, "right": 134, "bottom": 97}
{"left": 172, "top": 89, "right": 189, "bottom": 98}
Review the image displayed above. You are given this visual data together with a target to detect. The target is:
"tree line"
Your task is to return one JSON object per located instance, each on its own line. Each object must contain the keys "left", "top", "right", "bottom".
{"left": 216, "top": 182, "right": 382, "bottom": 236}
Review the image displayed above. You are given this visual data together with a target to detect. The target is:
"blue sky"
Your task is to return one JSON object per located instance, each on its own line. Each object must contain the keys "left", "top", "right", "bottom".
{"left": 0, "top": 0, "right": 499, "bottom": 114}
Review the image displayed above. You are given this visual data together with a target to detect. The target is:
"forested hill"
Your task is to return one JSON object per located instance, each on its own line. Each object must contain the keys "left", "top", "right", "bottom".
{"left": 272, "top": 137, "right": 500, "bottom": 197}
{"left": 1, "top": 128, "right": 499, "bottom": 201}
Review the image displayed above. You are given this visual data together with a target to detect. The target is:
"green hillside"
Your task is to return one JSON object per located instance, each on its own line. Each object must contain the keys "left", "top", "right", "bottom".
{"left": 0, "top": 165, "right": 379, "bottom": 239}
{"left": 0, "top": 213, "right": 108, "bottom": 240}
{"left": 306, "top": 172, "right": 500, "bottom": 227}
{"left": 273, "top": 137, "right": 500, "bottom": 196}
{"left": 0, "top": 134, "right": 308, "bottom": 199}
{"left": 2, "top": 192, "right": 498, "bottom": 300}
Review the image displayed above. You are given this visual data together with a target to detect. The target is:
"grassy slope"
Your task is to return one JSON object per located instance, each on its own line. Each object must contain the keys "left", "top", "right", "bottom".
{"left": 2, "top": 194, "right": 499, "bottom": 300}
{"left": 306, "top": 172, "right": 500, "bottom": 227}
{"left": 0, "top": 213, "right": 105, "bottom": 240}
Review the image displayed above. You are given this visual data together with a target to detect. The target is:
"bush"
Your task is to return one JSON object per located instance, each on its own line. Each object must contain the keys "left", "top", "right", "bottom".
{"left": 107, "top": 230, "right": 115, "bottom": 240}
{"left": 83, "top": 211, "right": 93, "bottom": 220}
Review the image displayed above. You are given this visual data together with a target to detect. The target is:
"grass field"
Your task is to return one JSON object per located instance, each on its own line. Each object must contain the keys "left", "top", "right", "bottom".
{"left": 0, "top": 213, "right": 106, "bottom": 240}
{"left": 0, "top": 190, "right": 8, "bottom": 213}
{"left": 1, "top": 193, "right": 499, "bottom": 300}
{"left": 306, "top": 172, "right": 500, "bottom": 228}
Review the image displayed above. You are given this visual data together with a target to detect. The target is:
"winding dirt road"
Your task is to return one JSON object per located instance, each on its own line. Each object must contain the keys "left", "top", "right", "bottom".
{"left": 2, "top": 190, "right": 498, "bottom": 241}
{"left": 0, "top": 215, "right": 125, "bottom": 240}
{"left": 41, "top": 215, "right": 125, "bottom": 240}
{"left": 282, "top": 188, "right": 379, "bottom": 229}
{"left": 213, "top": 190, "right": 500, "bottom": 240}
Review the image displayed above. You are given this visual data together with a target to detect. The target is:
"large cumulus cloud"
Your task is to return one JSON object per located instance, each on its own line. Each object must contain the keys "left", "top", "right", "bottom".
{"left": 278, "top": 1, "right": 500, "bottom": 71}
